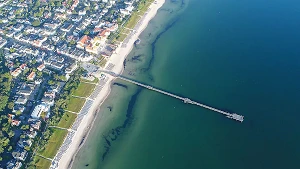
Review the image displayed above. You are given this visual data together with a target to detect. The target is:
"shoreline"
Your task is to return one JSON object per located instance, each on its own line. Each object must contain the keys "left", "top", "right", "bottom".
{"left": 56, "top": 0, "right": 166, "bottom": 168}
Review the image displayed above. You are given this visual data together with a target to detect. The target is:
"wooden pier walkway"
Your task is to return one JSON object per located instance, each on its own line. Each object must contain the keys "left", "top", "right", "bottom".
{"left": 117, "top": 75, "right": 244, "bottom": 122}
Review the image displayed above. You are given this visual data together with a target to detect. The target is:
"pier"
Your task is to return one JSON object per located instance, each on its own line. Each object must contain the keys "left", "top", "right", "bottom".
{"left": 115, "top": 75, "right": 244, "bottom": 122}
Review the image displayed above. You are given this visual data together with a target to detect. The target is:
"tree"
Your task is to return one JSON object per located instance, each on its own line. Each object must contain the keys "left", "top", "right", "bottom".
{"left": 24, "top": 146, "right": 30, "bottom": 151}
{"left": 7, "top": 102, "right": 14, "bottom": 110}
{"left": 48, "top": 80, "right": 55, "bottom": 85}
{"left": 83, "top": 30, "right": 90, "bottom": 35}
{"left": 7, "top": 130, "right": 14, "bottom": 138}
{"left": 32, "top": 20, "right": 41, "bottom": 27}
{"left": 9, "top": 48, "right": 16, "bottom": 53}
{"left": 15, "top": 110, "right": 22, "bottom": 116}
{"left": 8, "top": 145, "right": 12, "bottom": 152}
{"left": 21, "top": 124, "right": 29, "bottom": 130}
{"left": 32, "top": 59, "right": 37, "bottom": 65}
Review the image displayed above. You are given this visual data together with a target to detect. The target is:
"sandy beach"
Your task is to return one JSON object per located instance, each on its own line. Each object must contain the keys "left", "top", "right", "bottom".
{"left": 55, "top": 0, "right": 166, "bottom": 168}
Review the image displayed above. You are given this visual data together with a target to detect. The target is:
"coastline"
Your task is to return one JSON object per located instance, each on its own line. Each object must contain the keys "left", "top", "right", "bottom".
{"left": 56, "top": 0, "right": 166, "bottom": 168}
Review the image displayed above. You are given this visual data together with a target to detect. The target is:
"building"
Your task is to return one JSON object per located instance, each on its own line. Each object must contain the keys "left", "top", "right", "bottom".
{"left": 77, "top": 35, "right": 92, "bottom": 49}
{"left": 31, "top": 104, "right": 48, "bottom": 119}
{"left": 41, "top": 96, "right": 54, "bottom": 106}
{"left": 29, "top": 120, "right": 41, "bottom": 130}
{"left": 37, "top": 64, "right": 45, "bottom": 71}
{"left": 65, "top": 62, "right": 78, "bottom": 74}
{"left": 50, "top": 62, "right": 64, "bottom": 70}
{"left": 0, "top": 36, "right": 7, "bottom": 48}
{"left": 17, "top": 138, "right": 32, "bottom": 148}
{"left": 12, "top": 148, "right": 28, "bottom": 161}
{"left": 6, "top": 159, "right": 22, "bottom": 169}
{"left": 11, "top": 120, "right": 21, "bottom": 126}
{"left": 26, "top": 129, "right": 37, "bottom": 138}
{"left": 15, "top": 95, "right": 28, "bottom": 105}
{"left": 13, "top": 104, "right": 25, "bottom": 113}
{"left": 18, "top": 84, "right": 33, "bottom": 96}
{"left": 27, "top": 72, "right": 36, "bottom": 81}
{"left": 11, "top": 68, "right": 22, "bottom": 77}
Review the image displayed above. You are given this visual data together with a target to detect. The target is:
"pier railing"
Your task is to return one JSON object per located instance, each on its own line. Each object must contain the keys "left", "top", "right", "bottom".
{"left": 116, "top": 75, "right": 244, "bottom": 122}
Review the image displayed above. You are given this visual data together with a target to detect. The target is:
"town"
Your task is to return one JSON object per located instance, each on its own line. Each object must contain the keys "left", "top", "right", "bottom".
{"left": 0, "top": 0, "right": 154, "bottom": 168}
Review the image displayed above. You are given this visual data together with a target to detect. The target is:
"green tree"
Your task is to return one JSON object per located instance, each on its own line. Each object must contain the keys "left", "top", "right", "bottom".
{"left": 7, "top": 102, "right": 14, "bottom": 110}
{"left": 32, "top": 20, "right": 41, "bottom": 27}
{"left": 9, "top": 48, "right": 16, "bottom": 53}
{"left": 16, "top": 110, "right": 22, "bottom": 116}
{"left": 21, "top": 125, "right": 29, "bottom": 130}
{"left": 7, "top": 130, "right": 14, "bottom": 138}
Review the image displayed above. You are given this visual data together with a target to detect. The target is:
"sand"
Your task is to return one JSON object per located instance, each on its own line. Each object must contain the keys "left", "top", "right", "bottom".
{"left": 56, "top": 0, "right": 166, "bottom": 168}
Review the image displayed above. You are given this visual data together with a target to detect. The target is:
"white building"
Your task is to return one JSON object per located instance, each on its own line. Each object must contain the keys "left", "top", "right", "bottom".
{"left": 31, "top": 104, "right": 48, "bottom": 119}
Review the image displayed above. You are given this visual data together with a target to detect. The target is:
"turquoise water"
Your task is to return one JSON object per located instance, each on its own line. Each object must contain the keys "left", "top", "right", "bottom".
{"left": 72, "top": 0, "right": 300, "bottom": 169}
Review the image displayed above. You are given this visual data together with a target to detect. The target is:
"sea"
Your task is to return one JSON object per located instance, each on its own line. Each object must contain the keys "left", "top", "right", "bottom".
{"left": 72, "top": 0, "right": 300, "bottom": 169}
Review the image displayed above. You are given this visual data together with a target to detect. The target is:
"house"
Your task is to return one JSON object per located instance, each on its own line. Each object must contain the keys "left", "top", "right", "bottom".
{"left": 77, "top": 35, "right": 91, "bottom": 49}
{"left": 49, "top": 84, "right": 61, "bottom": 93}
{"left": 17, "top": 138, "right": 32, "bottom": 148}
{"left": 26, "top": 129, "right": 37, "bottom": 138}
{"left": 15, "top": 95, "right": 28, "bottom": 105}
{"left": 6, "top": 159, "right": 22, "bottom": 169}
{"left": 35, "top": 78, "right": 43, "bottom": 85}
{"left": 18, "top": 84, "right": 33, "bottom": 96}
{"left": 57, "top": 57, "right": 64, "bottom": 63}
{"left": 27, "top": 72, "right": 36, "bottom": 81}
{"left": 31, "top": 104, "right": 48, "bottom": 119}
{"left": 11, "top": 120, "right": 21, "bottom": 126}
{"left": 13, "top": 24, "right": 24, "bottom": 32}
{"left": 41, "top": 96, "right": 54, "bottom": 106}
{"left": 44, "top": 91, "right": 56, "bottom": 98}
{"left": 50, "top": 62, "right": 64, "bottom": 70}
{"left": 29, "top": 120, "right": 41, "bottom": 130}
{"left": 37, "top": 64, "right": 45, "bottom": 71}
{"left": 19, "top": 64, "right": 27, "bottom": 70}
{"left": 11, "top": 68, "right": 22, "bottom": 77}
{"left": 12, "top": 148, "right": 28, "bottom": 161}
{"left": 65, "top": 62, "right": 78, "bottom": 74}
{"left": 13, "top": 105, "right": 25, "bottom": 113}
{"left": 0, "top": 37, "right": 7, "bottom": 48}
{"left": 8, "top": 113, "right": 15, "bottom": 119}
{"left": 78, "top": 10, "right": 86, "bottom": 15}
{"left": 61, "top": 23, "right": 73, "bottom": 32}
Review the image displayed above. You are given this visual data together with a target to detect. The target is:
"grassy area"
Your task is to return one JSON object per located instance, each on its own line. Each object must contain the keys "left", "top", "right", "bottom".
{"left": 111, "top": 0, "right": 154, "bottom": 43}
{"left": 116, "top": 33, "right": 128, "bottom": 42}
{"left": 124, "top": 13, "right": 141, "bottom": 29}
{"left": 57, "top": 112, "right": 77, "bottom": 129}
{"left": 99, "top": 58, "right": 107, "bottom": 68}
{"left": 137, "top": 0, "right": 154, "bottom": 15}
{"left": 29, "top": 156, "right": 51, "bottom": 169}
{"left": 66, "top": 96, "right": 85, "bottom": 113}
{"left": 73, "top": 82, "right": 96, "bottom": 97}
{"left": 39, "top": 128, "right": 68, "bottom": 158}
{"left": 81, "top": 77, "right": 99, "bottom": 84}
{"left": 122, "top": 28, "right": 131, "bottom": 34}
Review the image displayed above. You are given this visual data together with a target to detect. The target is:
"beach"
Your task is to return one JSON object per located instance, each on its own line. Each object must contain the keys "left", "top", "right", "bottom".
{"left": 55, "top": 0, "right": 166, "bottom": 168}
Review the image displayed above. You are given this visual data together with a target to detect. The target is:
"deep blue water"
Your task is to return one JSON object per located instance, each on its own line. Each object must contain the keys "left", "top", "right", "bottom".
{"left": 73, "top": 0, "right": 300, "bottom": 168}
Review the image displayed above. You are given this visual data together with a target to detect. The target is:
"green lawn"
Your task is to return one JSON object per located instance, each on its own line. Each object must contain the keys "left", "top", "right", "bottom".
{"left": 57, "top": 112, "right": 77, "bottom": 129}
{"left": 66, "top": 96, "right": 85, "bottom": 113}
{"left": 122, "top": 28, "right": 131, "bottom": 34}
{"left": 137, "top": 0, "right": 154, "bottom": 15}
{"left": 116, "top": 33, "right": 128, "bottom": 42}
{"left": 29, "top": 156, "right": 51, "bottom": 169}
{"left": 125, "top": 13, "right": 141, "bottom": 29}
{"left": 81, "top": 77, "right": 99, "bottom": 84}
{"left": 39, "top": 128, "right": 68, "bottom": 158}
{"left": 99, "top": 58, "right": 107, "bottom": 68}
{"left": 73, "top": 82, "right": 96, "bottom": 97}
